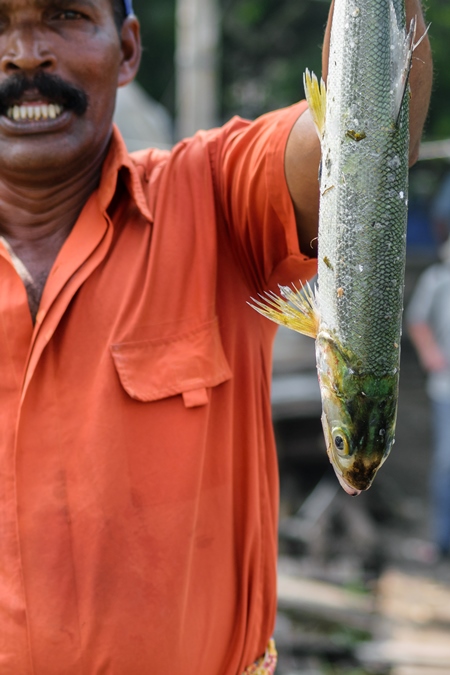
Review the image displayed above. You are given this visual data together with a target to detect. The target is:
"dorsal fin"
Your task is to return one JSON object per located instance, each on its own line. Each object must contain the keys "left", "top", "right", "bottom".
{"left": 303, "top": 69, "right": 327, "bottom": 140}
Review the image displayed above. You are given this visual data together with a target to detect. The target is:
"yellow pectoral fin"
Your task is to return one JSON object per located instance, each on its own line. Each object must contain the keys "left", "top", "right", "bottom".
{"left": 249, "top": 282, "right": 319, "bottom": 339}
{"left": 303, "top": 69, "right": 327, "bottom": 139}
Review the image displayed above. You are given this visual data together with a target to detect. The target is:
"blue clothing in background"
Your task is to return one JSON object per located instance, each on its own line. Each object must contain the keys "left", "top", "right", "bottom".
{"left": 407, "top": 259, "right": 450, "bottom": 554}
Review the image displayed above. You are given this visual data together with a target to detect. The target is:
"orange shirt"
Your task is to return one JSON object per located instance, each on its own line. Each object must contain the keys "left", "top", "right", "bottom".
{"left": 0, "top": 101, "right": 316, "bottom": 675}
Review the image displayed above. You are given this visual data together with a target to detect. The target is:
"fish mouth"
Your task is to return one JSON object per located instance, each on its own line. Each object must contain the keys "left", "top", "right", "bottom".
{"left": 321, "top": 410, "right": 372, "bottom": 495}
{"left": 333, "top": 468, "right": 362, "bottom": 497}
{"left": 328, "top": 435, "right": 380, "bottom": 494}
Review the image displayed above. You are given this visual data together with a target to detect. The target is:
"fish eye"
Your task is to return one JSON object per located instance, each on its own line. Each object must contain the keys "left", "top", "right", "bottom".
{"left": 335, "top": 435, "right": 344, "bottom": 451}
{"left": 332, "top": 428, "right": 351, "bottom": 458}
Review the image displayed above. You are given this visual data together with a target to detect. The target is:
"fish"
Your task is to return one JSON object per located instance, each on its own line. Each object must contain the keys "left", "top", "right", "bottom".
{"left": 252, "top": 0, "right": 418, "bottom": 495}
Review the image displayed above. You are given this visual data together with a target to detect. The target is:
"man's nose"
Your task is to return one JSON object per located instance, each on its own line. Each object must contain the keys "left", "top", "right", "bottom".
{"left": 1, "top": 25, "right": 56, "bottom": 75}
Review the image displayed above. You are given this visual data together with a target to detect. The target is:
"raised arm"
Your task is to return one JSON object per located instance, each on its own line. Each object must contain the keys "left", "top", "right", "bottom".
{"left": 408, "top": 321, "right": 448, "bottom": 373}
{"left": 285, "top": 0, "right": 433, "bottom": 257}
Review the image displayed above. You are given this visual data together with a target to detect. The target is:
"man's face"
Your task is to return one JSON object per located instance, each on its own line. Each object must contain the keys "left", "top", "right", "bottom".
{"left": 0, "top": 0, "right": 140, "bottom": 180}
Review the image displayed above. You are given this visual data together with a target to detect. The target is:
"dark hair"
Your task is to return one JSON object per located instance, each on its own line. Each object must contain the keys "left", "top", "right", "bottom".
{"left": 111, "top": 0, "right": 127, "bottom": 31}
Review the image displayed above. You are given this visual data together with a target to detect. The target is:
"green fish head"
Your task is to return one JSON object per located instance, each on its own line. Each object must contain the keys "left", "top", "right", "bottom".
{"left": 316, "top": 333, "right": 399, "bottom": 495}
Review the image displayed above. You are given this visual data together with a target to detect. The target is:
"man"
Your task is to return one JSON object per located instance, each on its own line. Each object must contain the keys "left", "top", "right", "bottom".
{"left": 0, "top": 1, "right": 431, "bottom": 673}
{"left": 407, "top": 237, "right": 450, "bottom": 559}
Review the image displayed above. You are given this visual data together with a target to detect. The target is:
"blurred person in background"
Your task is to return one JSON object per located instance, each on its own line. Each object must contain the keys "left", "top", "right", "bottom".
{"left": 430, "top": 171, "right": 450, "bottom": 245}
{"left": 0, "top": 0, "right": 431, "bottom": 673}
{"left": 407, "top": 237, "right": 450, "bottom": 559}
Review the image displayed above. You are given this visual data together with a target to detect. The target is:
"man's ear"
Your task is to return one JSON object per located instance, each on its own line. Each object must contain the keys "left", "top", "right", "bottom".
{"left": 118, "top": 16, "right": 142, "bottom": 88}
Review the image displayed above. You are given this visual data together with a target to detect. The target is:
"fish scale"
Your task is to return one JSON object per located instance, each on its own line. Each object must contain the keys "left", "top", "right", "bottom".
{"left": 320, "top": 0, "right": 409, "bottom": 378}
{"left": 251, "top": 0, "right": 415, "bottom": 493}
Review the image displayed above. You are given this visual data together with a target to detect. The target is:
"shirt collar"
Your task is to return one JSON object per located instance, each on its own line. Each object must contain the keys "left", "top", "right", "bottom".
{"left": 97, "top": 125, "right": 154, "bottom": 224}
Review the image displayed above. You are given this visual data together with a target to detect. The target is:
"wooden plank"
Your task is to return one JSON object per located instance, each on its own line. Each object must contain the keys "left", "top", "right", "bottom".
{"left": 358, "top": 634, "right": 450, "bottom": 668}
{"left": 277, "top": 572, "right": 374, "bottom": 629}
{"left": 376, "top": 569, "right": 450, "bottom": 626}
{"left": 358, "top": 570, "right": 450, "bottom": 669}
{"left": 393, "top": 668, "right": 450, "bottom": 675}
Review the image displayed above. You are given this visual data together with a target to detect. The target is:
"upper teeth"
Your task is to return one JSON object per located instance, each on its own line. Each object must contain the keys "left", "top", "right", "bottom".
{"left": 6, "top": 103, "right": 63, "bottom": 121}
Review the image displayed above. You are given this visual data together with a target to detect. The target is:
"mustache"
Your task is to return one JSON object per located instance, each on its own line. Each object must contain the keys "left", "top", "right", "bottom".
{"left": 0, "top": 72, "right": 89, "bottom": 116}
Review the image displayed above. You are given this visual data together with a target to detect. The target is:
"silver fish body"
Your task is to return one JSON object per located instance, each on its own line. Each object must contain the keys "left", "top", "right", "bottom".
{"left": 252, "top": 0, "right": 415, "bottom": 494}
{"left": 315, "top": 0, "right": 413, "bottom": 493}
{"left": 319, "top": 0, "right": 409, "bottom": 370}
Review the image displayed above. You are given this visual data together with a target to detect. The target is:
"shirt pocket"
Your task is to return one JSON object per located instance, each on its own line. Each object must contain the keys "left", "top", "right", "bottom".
{"left": 110, "top": 318, "right": 232, "bottom": 408}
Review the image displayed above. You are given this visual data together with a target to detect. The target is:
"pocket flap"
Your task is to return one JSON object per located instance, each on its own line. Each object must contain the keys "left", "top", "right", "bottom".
{"left": 110, "top": 318, "right": 232, "bottom": 404}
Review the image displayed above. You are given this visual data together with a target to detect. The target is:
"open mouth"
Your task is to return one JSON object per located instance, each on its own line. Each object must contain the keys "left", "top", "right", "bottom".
{"left": 5, "top": 102, "right": 64, "bottom": 122}
{"left": 0, "top": 73, "right": 88, "bottom": 125}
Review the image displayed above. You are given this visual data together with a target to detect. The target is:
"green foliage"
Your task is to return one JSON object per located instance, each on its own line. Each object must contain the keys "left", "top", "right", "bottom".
{"left": 233, "top": 0, "right": 267, "bottom": 24}
{"left": 422, "top": 1, "right": 450, "bottom": 140}
{"left": 221, "top": 0, "right": 329, "bottom": 120}
{"left": 132, "top": 0, "right": 449, "bottom": 141}
{"left": 132, "top": 0, "right": 176, "bottom": 113}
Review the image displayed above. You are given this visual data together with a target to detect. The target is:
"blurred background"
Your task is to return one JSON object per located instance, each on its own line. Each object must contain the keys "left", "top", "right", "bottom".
{"left": 115, "top": 2, "right": 450, "bottom": 673}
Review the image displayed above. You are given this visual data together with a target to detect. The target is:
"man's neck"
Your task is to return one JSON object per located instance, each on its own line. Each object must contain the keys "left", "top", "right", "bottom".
{"left": 0, "top": 150, "right": 107, "bottom": 321}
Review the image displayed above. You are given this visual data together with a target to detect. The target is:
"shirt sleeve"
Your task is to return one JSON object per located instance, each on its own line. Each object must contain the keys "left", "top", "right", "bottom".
{"left": 210, "top": 102, "right": 317, "bottom": 293}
